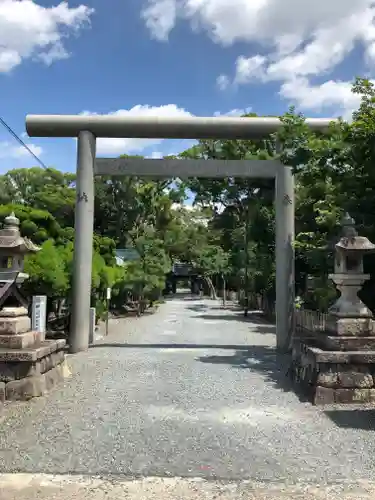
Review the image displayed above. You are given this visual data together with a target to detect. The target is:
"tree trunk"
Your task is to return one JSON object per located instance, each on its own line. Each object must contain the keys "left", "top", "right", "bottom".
{"left": 205, "top": 276, "right": 217, "bottom": 300}
{"left": 57, "top": 298, "right": 66, "bottom": 317}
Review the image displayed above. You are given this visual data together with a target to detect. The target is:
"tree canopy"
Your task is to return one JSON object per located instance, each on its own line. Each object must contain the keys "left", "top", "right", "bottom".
{"left": 2, "top": 77, "right": 375, "bottom": 321}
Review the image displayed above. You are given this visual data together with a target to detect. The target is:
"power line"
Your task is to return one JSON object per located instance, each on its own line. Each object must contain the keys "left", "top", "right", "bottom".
{"left": 0, "top": 116, "right": 48, "bottom": 169}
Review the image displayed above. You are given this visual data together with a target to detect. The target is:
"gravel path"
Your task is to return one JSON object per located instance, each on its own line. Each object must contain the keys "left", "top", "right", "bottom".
{"left": 0, "top": 294, "right": 375, "bottom": 498}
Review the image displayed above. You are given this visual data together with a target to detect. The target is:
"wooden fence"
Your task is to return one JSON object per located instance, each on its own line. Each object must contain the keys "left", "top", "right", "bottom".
{"left": 294, "top": 308, "right": 329, "bottom": 333}
{"left": 244, "top": 293, "right": 330, "bottom": 335}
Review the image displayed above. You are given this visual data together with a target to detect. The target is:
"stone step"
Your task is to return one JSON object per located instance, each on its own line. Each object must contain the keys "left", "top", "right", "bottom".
{"left": 0, "top": 348, "right": 66, "bottom": 383}
{"left": 315, "top": 386, "right": 375, "bottom": 404}
{"left": 0, "top": 339, "right": 66, "bottom": 362}
{"left": 307, "top": 345, "right": 375, "bottom": 364}
{"left": 314, "top": 333, "right": 375, "bottom": 351}
{"left": 0, "top": 330, "right": 42, "bottom": 349}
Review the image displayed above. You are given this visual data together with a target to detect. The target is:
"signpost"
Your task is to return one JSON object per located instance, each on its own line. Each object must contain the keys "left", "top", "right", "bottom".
{"left": 89, "top": 307, "right": 96, "bottom": 345}
{"left": 222, "top": 273, "right": 226, "bottom": 308}
{"left": 115, "top": 248, "right": 140, "bottom": 263}
{"left": 106, "top": 288, "right": 111, "bottom": 336}
{"left": 32, "top": 295, "right": 47, "bottom": 340}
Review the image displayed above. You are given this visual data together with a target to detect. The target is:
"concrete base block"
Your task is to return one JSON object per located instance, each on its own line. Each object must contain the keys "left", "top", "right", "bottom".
{"left": 44, "top": 364, "right": 63, "bottom": 391}
{"left": 6, "top": 374, "right": 46, "bottom": 401}
{"left": 60, "top": 359, "right": 71, "bottom": 379}
{"left": 4, "top": 357, "right": 68, "bottom": 401}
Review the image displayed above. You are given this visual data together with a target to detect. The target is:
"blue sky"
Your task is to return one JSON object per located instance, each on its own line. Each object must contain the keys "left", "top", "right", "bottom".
{"left": 1, "top": 0, "right": 374, "bottom": 174}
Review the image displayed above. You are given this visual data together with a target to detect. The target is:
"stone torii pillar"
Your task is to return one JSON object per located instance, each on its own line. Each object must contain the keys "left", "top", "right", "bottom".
{"left": 275, "top": 164, "right": 295, "bottom": 352}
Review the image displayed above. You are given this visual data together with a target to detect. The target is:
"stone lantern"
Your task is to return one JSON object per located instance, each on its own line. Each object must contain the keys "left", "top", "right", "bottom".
{"left": 0, "top": 212, "right": 68, "bottom": 402}
{"left": 0, "top": 212, "right": 40, "bottom": 286}
{"left": 0, "top": 212, "right": 40, "bottom": 336}
{"left": 329, "top": 213, "right": 375, "bottom": 323}
{"left": 291, "top": 213, "right": 375, "bottom": 405}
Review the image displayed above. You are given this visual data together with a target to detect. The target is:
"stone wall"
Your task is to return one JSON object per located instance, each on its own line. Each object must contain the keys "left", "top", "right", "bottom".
{"left": 0, "top": 339, "right": 69, "bottom": 402}
{"left": 291, "top": 331, "right": 375, "bottom": 405}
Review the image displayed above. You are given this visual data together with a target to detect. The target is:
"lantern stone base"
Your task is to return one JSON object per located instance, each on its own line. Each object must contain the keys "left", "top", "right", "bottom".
{"left": 0, "top": 315, "right": 31, "bottom": 335}
{"left": 0, "top": 306, "right": 47, "bottom": 348}
{"left": 0, "top": 339, "right": 69, "bottom": 402}
{"left": 290, "top": 340, "right": 375, "bottom": 404}
{"left": 325, "top": 317, "right": 375, "bottom": 337}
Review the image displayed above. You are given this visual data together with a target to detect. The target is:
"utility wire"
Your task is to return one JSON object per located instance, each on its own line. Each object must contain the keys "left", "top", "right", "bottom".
{"left": 0, "top": 116, "right": 48, "bottom": 169}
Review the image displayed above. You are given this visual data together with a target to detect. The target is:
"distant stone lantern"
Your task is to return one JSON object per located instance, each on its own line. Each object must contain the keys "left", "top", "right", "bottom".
{"left": 329, "top": 213, "right": 375, "bottom": 318}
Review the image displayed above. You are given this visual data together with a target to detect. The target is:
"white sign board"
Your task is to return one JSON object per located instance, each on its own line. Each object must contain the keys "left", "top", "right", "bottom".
{"left": 115, "top": 248, "right": 140, "bottom": 261}
{"left": 106, "top": 288, "right": 111, "bottom": 300}
{"left": 32, "top": 295, "right": 47, "bottom": 339}
{"left": 89, "top": 307, "right": 96, "bottom": 345}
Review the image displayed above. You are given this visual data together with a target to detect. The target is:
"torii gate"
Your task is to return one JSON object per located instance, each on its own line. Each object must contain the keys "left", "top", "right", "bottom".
{"left": 26, "top": 114, "right": 336, "bottom": 353}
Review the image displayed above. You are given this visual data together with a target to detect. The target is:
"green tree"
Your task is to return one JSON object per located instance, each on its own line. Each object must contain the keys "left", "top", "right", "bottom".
{"left": 121, "top": 225, "right": 171, "bottom": 304}
{"left": 0, "top": 167, "right": 76, "bottom": 227}
{"left": 23, "top": 240, "right": 69, "bottom": 315}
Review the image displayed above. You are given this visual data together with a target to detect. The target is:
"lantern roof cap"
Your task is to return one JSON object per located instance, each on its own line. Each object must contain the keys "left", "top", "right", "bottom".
{"left": 0, "top": 212, "right": 40, "bottom": 253}
{"left": 335, "top": 213, "right": 375, "bottom": 253}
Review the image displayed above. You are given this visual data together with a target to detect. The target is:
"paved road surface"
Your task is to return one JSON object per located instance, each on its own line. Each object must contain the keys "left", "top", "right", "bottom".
{"left": 0, "top": 295, "right": 375, "bottom": 498}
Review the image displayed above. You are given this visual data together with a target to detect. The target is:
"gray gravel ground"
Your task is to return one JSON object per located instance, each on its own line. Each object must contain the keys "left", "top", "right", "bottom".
{"left": 1, "top": 294, "right": 375, "bottom": 498}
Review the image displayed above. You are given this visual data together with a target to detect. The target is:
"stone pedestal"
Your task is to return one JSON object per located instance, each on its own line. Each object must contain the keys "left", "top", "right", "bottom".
{"left": 290, "top": 213, "right": 375, "bottom": 405}
{"left": 291, "top": 330, "right": 375, "bottom": 404}
{"left": 0, "top": 338, "right": 68, "bottom": 402}
{"left": 291, "top": 305, "right": 375, "bottom": 405}
{"left": 0, "top": 307, "right": 69, "bottom": 402}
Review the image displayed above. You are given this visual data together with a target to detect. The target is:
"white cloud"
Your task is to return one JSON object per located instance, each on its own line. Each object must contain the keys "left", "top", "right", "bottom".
{"left": 141, "top": 0, "right": 176, "bottom": 42}
{"left": 146, "top": 151, "right": 164, "bottom": 159}
{"left": 142, "top": 0, "right": 371, "bottom": 49}
{"left": 142, "top": 0, "right": 375, "bottom": 116}
{"left": 232, "top": 8, "right": 372, "bottom": 85}
{"left": 216, "top": 74, "right": 229, "bottom": 90}
{"left": 82, "top": 105, "right": 193, "bottom": 156}
{"left": 233, "top": 55, "right": 267, "bottom": 85}
{"left": 0, "top": 0, "right": 93, "bottom": 73}
{"left": 278, "top": 79, "right": 365, "bottom": 118}
{"left": 225, "top": 3, "right": 375, "bottom": 90}
{"left": 0, "top": 141, "right": 43, "bottom": 159}
{"left": 214, "top": 107, "right": 252, "bottom": 117}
